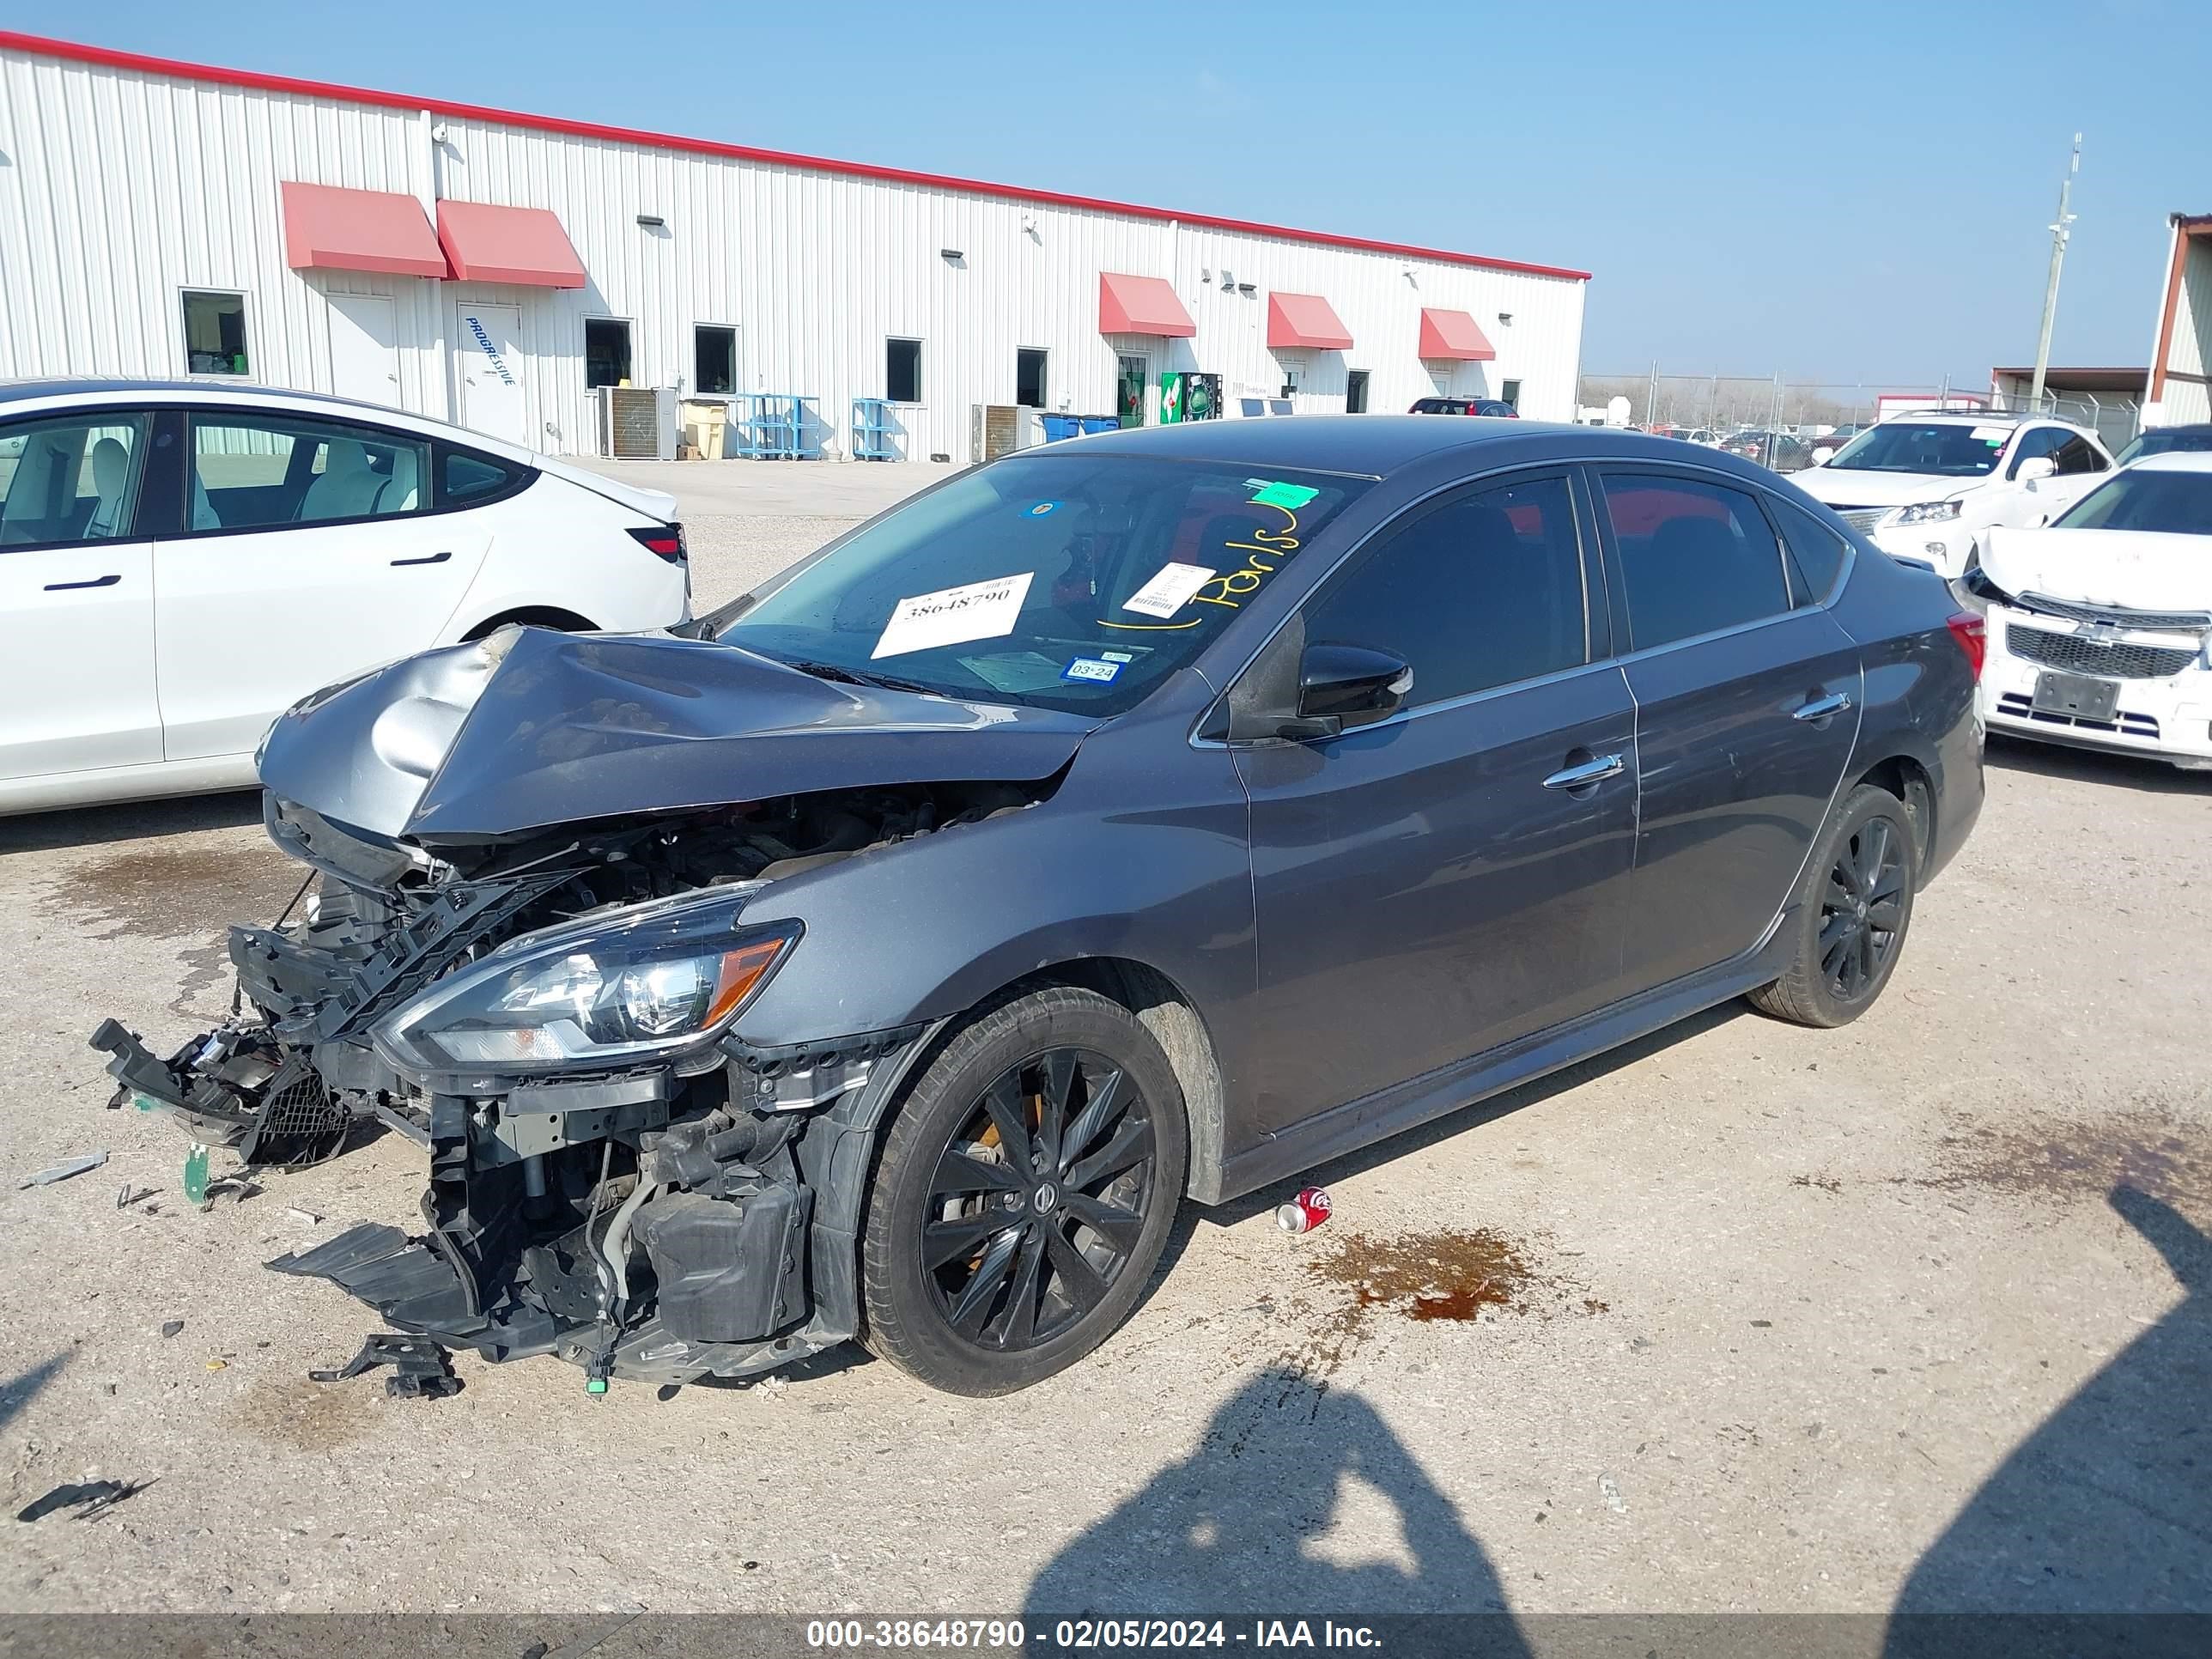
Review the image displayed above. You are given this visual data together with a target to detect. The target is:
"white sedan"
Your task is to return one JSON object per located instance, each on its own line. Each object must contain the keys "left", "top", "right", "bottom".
{"left": 0, "top": 380, "right": 690, "bottom": 816}
{"left": 1795, "top": 412, "right": 2114, "bottom": 578}
{"left": 1970, "top": 452, "right": 2212, "bottom": 771}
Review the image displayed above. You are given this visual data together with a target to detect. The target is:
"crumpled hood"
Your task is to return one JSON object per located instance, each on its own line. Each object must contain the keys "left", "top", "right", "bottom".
{"left": 257, "top": 626, "right": 1099, "bottom": 842}
{"left": 1795, "top": 468, "right": 1970, "bottom": 508}
{"left": 1982, "top": 527, "right": 2212, "bottom": 614}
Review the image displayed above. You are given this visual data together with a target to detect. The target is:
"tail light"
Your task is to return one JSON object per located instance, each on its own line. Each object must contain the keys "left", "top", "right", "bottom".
{"left": 628, "top": 524, "right": 687, "bottom": 562}
{"left": 1946, "top": 611, "right": 1987, "bottom": 680}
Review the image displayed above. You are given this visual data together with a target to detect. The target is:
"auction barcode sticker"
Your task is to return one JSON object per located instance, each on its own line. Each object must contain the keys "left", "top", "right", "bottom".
{"left": 873, "top": 572, "right": 1034, "bottom": 659}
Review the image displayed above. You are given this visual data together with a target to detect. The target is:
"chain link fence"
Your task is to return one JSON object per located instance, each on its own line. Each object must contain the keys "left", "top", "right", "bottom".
{"left": 1574, "top": 371, "right": 2147, "bottom": 471}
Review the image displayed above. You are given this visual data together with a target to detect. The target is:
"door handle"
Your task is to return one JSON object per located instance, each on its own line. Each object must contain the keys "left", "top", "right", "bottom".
{"left": 391, "top": 550, "right": 453, "bottom": 568}
{"left": 1792, "top": 691, "right": 1853, "bottom": 723}
{"left": 1542, "top": 752, "right": 1625, "bottom": 790}
{"left": 45, "top": 573, "right": 120, "bottom": 592}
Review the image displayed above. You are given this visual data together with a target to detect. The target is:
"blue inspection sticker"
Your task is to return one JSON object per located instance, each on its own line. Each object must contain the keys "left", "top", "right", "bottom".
{"left": 1029, "top": 501, "right": 1059, "bottom": 516}
{"left": 1062, "top": 657, "right": 1122, "bottom": 684}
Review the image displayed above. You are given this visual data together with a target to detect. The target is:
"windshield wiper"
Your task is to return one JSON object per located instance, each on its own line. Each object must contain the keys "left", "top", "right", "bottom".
{"left": 780, "top": 659, "right": 940, "bottom": 696}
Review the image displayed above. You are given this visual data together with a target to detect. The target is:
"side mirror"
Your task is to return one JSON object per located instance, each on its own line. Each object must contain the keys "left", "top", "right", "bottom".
{"left": 1279, "top": 644, "right": 1412, "bottom": 739}
{"left": 2016, "top": 455, "right": 2057, "bottom": 483}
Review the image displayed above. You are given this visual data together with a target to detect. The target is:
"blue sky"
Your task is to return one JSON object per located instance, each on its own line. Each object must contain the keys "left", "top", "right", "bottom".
{"left": 15, "top": 0, "right": 2209, "bottom": 385}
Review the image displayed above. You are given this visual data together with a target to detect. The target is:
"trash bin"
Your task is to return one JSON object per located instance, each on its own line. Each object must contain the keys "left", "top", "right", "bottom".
{"left": 1077, "top": 416, "right": 1120, "bottom": 435}
{"left": 1040, "top": 414, "right": 1080, "bottom": 443}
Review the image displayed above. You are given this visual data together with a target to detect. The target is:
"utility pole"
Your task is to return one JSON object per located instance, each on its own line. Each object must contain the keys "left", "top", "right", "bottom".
{"left": 2029, "top": 134, "right": 2081, "bottom": 407}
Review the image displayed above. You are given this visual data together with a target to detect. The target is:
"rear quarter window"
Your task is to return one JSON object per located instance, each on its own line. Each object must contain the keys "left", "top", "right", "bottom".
{"left": 437, "top": 443, "right": 533, "bottom": 507}
{"left": 1768, "top": 497, "right": 1849, "bottom": 605}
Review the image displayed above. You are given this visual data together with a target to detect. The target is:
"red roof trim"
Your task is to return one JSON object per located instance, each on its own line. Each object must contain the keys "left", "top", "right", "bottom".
{"left": 0, "top": 30, "right": 1590, "bottom": 283}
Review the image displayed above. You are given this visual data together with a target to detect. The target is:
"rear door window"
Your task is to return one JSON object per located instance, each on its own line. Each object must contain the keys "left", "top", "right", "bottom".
{"left": 1304, "top": 472, "right": 1589, "bottom": 705}
{"left": 2052, "top": 434, "right": 2108, "bottom": 476}
{"left": 188, "top": 413, "right": 430, "bottom": 532}
{"left": 1596, "top": 471, "right": 1792, "bottom": 650}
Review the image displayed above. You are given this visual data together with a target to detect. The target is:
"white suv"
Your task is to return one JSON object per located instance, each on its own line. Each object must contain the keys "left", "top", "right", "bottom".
{"left": 1794, "top": 413, "right": 2114, "bottom": 578}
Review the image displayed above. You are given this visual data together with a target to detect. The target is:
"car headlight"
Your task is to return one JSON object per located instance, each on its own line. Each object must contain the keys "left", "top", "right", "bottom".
{"left": 1891, "top": 500, "right": 1964, "bottom": 526}
{"left": 373, "top": 886, "right": 798, "bottom": 1076}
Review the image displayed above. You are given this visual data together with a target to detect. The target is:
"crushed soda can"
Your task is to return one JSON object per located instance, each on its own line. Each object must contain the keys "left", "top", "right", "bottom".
{"left": 1275, "top": 1187, "right": 1333, "bottom": 1234}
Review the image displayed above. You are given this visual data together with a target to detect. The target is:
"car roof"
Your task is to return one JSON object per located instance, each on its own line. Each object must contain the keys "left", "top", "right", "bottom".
{"left": 0, "top": 377, "right": 545, "bottom": 466}
{"left": 2137, "top": 422, "right": 2212, "bottom": 437}
{"left": 1014, "top": 414, "right": 1801, "bottom": 486}
{"left": 2130, "top": 450, "right": 2212, "bottom": 474}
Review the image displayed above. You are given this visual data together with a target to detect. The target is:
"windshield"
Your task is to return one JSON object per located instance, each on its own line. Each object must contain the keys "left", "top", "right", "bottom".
{"left": 712, "top": 454, "right": 1371, "bottom": 714}
{"left": 2053, "top": 468, "right": 2212, "bottom": 535}
{"left": 1824, "top": 422, "right": 2008, "bottom": 477}
{"left": 2114, "top": 429, "right": 2212, "bottom": 466}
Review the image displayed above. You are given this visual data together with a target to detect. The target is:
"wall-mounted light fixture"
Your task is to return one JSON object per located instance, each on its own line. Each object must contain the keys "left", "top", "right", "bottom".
{"left": 1498, "top": 311, "right": 1513, "bottom": 325}
{"left": 1220, "top": 269, "right": 1236, "bottom": 290}
{"left": 1236, "top": 282, "right": 1256, "bottom": 296}
{"left": 940, "top": 247, "right": 964, "bottom": 262}
{"left": 635, "top": 212, "right": 667, "bottom": 229}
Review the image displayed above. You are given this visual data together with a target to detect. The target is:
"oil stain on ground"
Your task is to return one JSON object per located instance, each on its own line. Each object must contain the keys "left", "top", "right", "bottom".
{"left": 232, "top": 1375, "right": 379, "bottom": 1455}
{"left": 54, "top": 842, "right": 296, "bottom": 941}
{"left": 1215, "top": 1226, "right": 1597, "bottom": 1449}
{"left": 1911, "top": 1107, "right": 2212, "bottom": 1209}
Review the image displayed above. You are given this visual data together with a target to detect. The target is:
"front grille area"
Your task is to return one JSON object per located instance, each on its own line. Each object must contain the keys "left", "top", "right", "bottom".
{"left": 2005, "top": 626, "right": 2197, "bottom": 680}
{"left": 1996, "top": 691, "right": 2160, "bottom": 741}
{"left": 2016, "top": 591, "right": 2212, "bottom": 632}
{"left": 1832, "top": 507, "right": 1887, "bottom": 535}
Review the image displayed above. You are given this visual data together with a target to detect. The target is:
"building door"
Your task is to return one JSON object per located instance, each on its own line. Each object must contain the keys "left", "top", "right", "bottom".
{"left": 1345, "top": 369, "right": 1370, "bottom": 414}
{"left": 454, "top": 301, "right": 528, "bottom": 447}
{"left": 1116, "top": 354, "right": 1149, "bottom": 428}
{"left": 328, "top": 295, "right": 400, "bottom": 408}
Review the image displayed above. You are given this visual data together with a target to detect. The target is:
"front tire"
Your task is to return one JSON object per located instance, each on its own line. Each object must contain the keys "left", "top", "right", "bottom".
{"left": 1749, "top": 782, "right": 1917, "bottom": 1028}
{"left": 860, "top": 987, "right": 1188, "bottom": 1395}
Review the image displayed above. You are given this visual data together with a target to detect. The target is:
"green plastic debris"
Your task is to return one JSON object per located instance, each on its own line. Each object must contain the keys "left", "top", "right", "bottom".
{"left": 131, "top": 1092, "right": 159, "bottom": 1114}
{"left": 1246, "top": 479, "right": 1319, "bottom": 512}
{"left": 585, "top": 1376, "right": 609, "bottom": 1396}
{"left": 182, "top": 1144, "right": 210, "bottom": 1210}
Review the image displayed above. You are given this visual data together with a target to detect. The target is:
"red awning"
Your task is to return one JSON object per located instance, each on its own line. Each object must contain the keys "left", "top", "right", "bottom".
{"left": 1417, "top": 307, "right": 1497, "bottom": 361}
{"left": 1098, "top": 272, "right": 1195, "bottom": 337}
{"left": 281, "top": 182, "right": 446, "bottom": 278}
{"left": 1267, "top": 292, "right": 1352, "bottom": 351}
{"left": 435, "top": 200, "right": 586, "bottom": 288}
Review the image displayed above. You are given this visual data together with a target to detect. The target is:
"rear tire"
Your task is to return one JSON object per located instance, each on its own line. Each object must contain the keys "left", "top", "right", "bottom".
{"left": 860, "top": 987, "right": 1187, "bottom": 1395}
{"left": 1749, "top": 782, "right": 1917, "bottom": 1028}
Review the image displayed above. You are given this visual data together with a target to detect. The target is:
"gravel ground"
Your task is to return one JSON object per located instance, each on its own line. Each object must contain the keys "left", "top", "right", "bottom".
{"left": 0, "top": 468, "right": 2206, "bottom": 1620}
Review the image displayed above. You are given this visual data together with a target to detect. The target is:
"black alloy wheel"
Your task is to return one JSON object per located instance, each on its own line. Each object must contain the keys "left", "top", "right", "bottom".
{"left": 860, "top": 984, "right": 1188, "bottom": 1395}
{"left": 1820, "top": 814, "right": 1906, "bottom": 1000}
{"left": 922, "top": 1048, "right": 1155, "bottom": 1352}
{"left": 1750, "top": 781, "right": 1918, "bottom": 1029}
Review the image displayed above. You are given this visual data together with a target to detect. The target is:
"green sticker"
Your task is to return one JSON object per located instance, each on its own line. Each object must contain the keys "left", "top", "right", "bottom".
{"left": 1247, "top": 479, "right": 1320, "bottom": 511}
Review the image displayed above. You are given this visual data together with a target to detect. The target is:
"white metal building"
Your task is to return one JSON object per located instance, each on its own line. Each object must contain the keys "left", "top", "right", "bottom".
{"left": 0, "top": 30, "right": 1591, "bottom": 463}
{"left": 2147, "top": 211, "right": 2211, "bottom": 427}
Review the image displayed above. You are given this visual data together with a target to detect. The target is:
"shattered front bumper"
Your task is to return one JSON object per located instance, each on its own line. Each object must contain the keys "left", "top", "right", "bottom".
{"left": 93, "top": 881, "right": 931, "bottom": 1387}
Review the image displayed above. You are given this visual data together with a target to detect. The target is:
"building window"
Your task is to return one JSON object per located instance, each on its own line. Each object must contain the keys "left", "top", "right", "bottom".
{"left": 1501, "top": 379, "right": 1522, "bottom": 410}
{"left": 585, "top": 318, "right": 633, "bottom": 389}
{"left": 1015, "top": 349, "right": 1048, "bottom": 408}
{"left": 181, "top": 290, "right": 250, "bottom": 376}
{"left": 886, "top": 337, "right": 923, "bottom": 404}
{"left": 694, "top": 325, "right": 737, "bottom": 395}
{"left": 1345, "top": 369, "right": 1370, "bottom": 414}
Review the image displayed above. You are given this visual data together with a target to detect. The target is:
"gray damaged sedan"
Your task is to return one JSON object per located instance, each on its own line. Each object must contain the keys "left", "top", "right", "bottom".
{"left": 94, "top": 417, "right": 1984, "bottom": 1395}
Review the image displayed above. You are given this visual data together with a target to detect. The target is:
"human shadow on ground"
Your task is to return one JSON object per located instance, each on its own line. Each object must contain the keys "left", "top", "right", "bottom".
{"left": 1024, "top": 1366, "right": 1530, "bottom": 1654}
{"left": 1884, "top": 1186, "right": 2212, "bottom": 1653}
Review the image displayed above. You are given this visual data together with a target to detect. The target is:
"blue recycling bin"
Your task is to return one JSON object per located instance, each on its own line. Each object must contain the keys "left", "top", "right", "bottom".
{"left": 1077, "top": 416, "right": 1120, "bottom": 435}
{"left": 1040, "top": 415, "right": 1080, "bottom": 443}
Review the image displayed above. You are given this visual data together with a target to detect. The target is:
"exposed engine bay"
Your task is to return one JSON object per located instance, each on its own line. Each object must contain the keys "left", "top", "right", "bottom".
{"left": 93, "top": 776, "right": 1043, "bottom": 1386}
